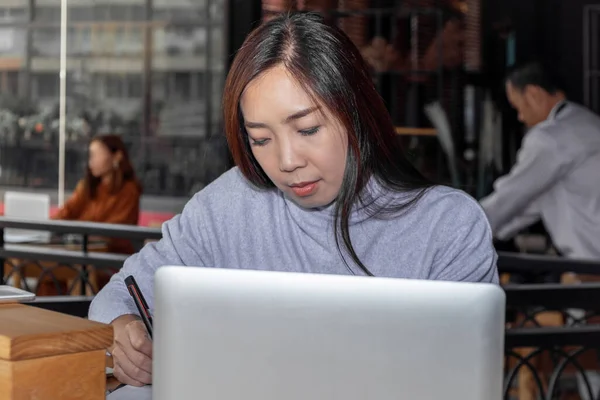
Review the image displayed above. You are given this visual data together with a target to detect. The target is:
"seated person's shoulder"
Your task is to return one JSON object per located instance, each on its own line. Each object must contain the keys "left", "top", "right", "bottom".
{"left": 415, "top": 186, "right": 497, "bottom": 282}
{"left": 188, "top": 167, "right": 276, "bottom": 213}
{"left": 416, "top": 185, "right": 492, "bottom": 235}
{"left": 73, "top": 179, "right": 86, "bottom": 193}
{"left": 421, "top": 185, "right": 485, "bottom": 217}
{"left": 122, "top": 179, "right": 142, "bottom": 195}
{"left": 528, "top": 123, "right": 560, "bottom": 141}
{"left": 527, "top": 118, "right": 570, "bottom": 150}
{"left": 382, "top": 184, "right": 492, "bottom": 240}
{"left": 524, "top": 124, "right": 578, "bottom": 161}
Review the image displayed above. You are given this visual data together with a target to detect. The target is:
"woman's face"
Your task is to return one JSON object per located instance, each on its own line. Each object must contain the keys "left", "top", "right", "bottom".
{"left": 88, "top": 140, "right": 118, "bottom": 178}
{"left": 240, "top": 65, "right": 348, "bottom": 209}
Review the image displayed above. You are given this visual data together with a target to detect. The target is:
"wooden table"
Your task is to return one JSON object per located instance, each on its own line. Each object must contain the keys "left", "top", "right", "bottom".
{"left": 0, "top": 303, "right": 112, "bottom": 399}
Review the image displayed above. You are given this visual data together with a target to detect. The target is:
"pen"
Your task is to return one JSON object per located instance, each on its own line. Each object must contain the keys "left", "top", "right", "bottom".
{"left": 124, "top": 275, "right": 153, "bottom": 339}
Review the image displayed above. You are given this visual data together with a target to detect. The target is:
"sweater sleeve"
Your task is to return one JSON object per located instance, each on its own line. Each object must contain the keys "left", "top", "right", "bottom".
{"left": 428, "top": 193, "right": 499, "bottom": 284}
{"left": 88, "top": 191, "right": 213, "bottom": 324}
{"left": 53, "top": 181, "right": 86, "bottom": 220}
{"left": 480, "top": 130, "right": 571, "bottom": 236}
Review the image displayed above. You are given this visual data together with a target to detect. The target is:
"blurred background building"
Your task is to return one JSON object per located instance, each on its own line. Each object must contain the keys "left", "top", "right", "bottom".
{"left": 0, "top": 0, "right": 228, "bottom": 202}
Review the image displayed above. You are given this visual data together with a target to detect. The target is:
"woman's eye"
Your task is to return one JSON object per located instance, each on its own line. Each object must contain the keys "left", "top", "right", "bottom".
{"left": 250, "top": 138, "right": 270, "bottom": 147}
{"left": 299, "top": 126, "right": 320, "bottom": 136}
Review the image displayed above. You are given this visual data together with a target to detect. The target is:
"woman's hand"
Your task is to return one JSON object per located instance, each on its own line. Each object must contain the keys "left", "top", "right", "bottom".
{"left": 109, "top": 314, "right": 153, "bottom": 386}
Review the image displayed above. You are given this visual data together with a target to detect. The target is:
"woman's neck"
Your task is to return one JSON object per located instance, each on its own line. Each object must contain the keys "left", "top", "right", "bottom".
{"left": 101, "top": 173, "right": 112, "bottom": 185}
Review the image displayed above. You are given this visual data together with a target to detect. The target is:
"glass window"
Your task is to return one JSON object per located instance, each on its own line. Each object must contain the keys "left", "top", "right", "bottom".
{"left": 6, "top": 71, "right": 20, "bottom": 96}
{"left": 70, "top": 26, "right": 92, "bottom": 56}
{"left": 32, "top": 28, "right": 60, "bottom": 57}
{"left": 155, "top": 25, "right": 206, "bottom": 57}
{"left": 69, "top": 6, "right": 93, "bottom": 22}
{"left": 209, "top": 26, "right": 224, "bottom": 63}
{"left": 0, "top": 0, "right": 229, "bottom": 197}
{"left": 127, "top": 74, "right": 143, "bottom": 98}
{"left": 170, "top": 7, "right": 200, "bottom": 22}
{"left": 152, "top": 72, "right": 168, "bottom": 101}
{"left": 1, "top": 7, "right": 28, "bottom": 23}
{"left": 152, "top": 8, "right": 170, "bottom": 21}
{"left": 114, "top": 26, "right": 143, "bottom": 55}
{"left": 0, "top": 27, "right": 25, "bottom": 57}
{"left": 92, "top": 5, "right": 110, "bottom": 22}
{"left": 35, "top": 6, "right": 60, "bottom": 22}
{"left": 108, "top": 5, "right": 127, "bottom": 22}
{"left": 130, "top": 5, "right": 145, "bottom": 21}
{"left": 209, "top": 1, "right": 225, "bottom": 22}
{"left": 194, "top": 71, "right": 206, "bottom": 100}
{"left": 105, "top": 74, "right": 124, "bottom": 98}
{"left": 33, "top": 73, "right": 59, "bottom": 98}
{"left": 174, "top": 72, "right": 191, "bottom": 100}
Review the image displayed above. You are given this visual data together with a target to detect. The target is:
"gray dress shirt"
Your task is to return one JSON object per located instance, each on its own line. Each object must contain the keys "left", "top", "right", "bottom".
{"left": 481, "top": 101, "right": 600, "bottom": 259}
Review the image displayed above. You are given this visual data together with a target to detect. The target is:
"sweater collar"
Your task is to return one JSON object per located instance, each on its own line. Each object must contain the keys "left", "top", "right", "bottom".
{"left": 281, "top": 176, "right": 391, "bottom": 229}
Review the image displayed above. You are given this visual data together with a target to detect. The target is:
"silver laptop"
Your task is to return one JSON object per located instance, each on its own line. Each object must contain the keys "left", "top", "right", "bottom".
{"left": 3, "top": 191, "right": 51, "bottom": 243}
{"left": 153, "top": 267, "right": 505, "bottom": 400}
{"left": 0, "top": 285, "right": 35, "bottom": 303}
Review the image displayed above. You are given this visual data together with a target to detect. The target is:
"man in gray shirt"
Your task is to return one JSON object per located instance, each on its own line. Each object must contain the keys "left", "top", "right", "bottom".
{"left": 481, "top": 63, "right": 600, "bottom": 260}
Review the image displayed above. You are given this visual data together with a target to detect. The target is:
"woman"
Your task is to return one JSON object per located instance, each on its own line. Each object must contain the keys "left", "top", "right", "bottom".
{"left": 92, "top": 13, "right": 497, "bottom": 389}
{"left": 54, "top": 134, "right": 141, "bottom": 254}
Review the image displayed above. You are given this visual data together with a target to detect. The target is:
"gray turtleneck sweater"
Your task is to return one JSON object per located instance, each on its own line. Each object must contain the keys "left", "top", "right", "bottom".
{"left": 89, "top": 168, "right": 498, "bottom": 324}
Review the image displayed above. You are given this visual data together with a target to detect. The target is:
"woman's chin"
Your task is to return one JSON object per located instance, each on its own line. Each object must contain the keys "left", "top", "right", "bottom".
{"left": 90, "top": 171, "right": 107, "bottom": 179}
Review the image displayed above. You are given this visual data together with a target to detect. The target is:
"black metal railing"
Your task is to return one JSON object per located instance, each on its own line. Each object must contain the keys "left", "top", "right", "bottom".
{"left": 506, "top": 283, "right": 600, "bottom": 325}
{"left": 499, "top": 251, "right": 600, "bottom": 275}
{"left": 502, "top": 253, "right": 600, "bottom": 399}
{"left": 504, "top": 283, "right": 600, "bottom": 399}
{"left": 0, "top": 217, "right": 162, "bottom": 295}
{"left": 0, "top": 217, "right": 162, "bottom": 243}
{"left": 504, "top": 325, "right": 600, "bottom": 399}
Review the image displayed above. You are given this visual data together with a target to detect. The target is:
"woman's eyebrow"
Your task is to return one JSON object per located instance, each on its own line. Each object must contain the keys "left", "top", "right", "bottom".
{"left": 244, "top": 106, "right": 321, "bottom": 129}
{"left": 282, "top": 106, "right": 320, "bottom": 124}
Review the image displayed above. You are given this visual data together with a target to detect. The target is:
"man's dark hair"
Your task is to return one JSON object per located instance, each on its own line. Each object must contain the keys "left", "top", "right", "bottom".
{"left": 506, "top": 62, "right": 565, "bottom": 95}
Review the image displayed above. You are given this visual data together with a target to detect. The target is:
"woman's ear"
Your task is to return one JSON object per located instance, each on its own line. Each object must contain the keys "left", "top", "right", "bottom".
{"left": 114, "top": 150, "right": 124, "bottom": 163}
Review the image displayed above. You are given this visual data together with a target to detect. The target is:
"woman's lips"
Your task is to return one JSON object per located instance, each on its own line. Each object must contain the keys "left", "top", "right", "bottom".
{"left": 290, "top": 181, "right": 319, "bottom": 197}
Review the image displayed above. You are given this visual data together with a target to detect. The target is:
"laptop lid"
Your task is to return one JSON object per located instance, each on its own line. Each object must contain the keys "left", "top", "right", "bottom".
{"left": 3, "top": 191, "right": 51, "bottom": 243}
{"left": 153, "top": 267, "right": 505, "bottom": 400}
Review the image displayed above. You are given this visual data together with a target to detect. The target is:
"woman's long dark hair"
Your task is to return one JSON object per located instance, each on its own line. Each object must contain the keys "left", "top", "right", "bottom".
{"left": 223, "top": 13, "right": 434, "bottom": 275}
{"left": 84, "top": 134, "right": 140, "bottom": 200}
